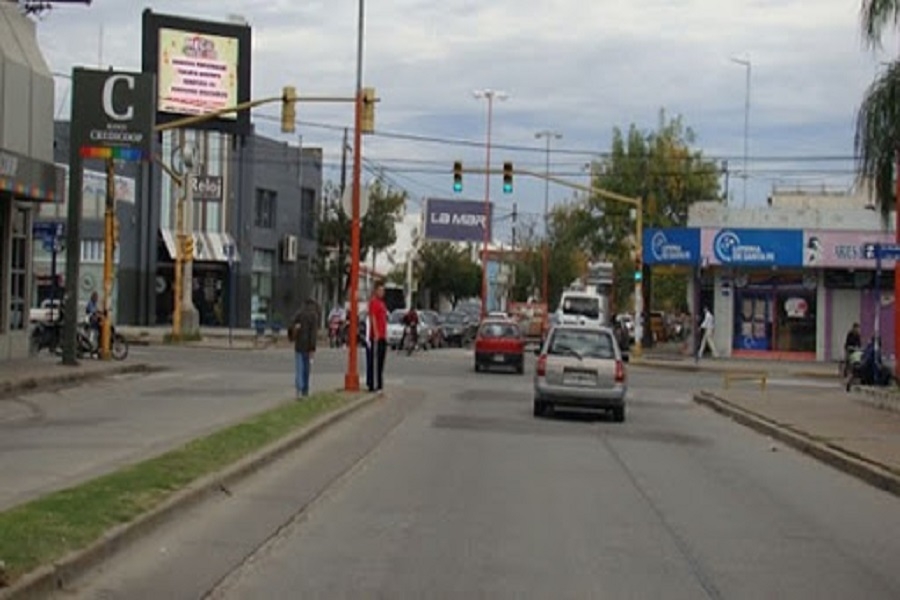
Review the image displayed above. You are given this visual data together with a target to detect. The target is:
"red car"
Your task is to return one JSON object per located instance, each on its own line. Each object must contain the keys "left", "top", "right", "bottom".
{"left": 474, "top": 319, "right": 525, "bottom": 374}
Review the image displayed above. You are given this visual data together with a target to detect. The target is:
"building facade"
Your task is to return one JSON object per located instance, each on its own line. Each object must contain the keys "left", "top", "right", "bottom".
{"left": 152, "top": 129, "right": 321, "bottom": 328}
{"left": 0, "top": 4, "right": 63, "bottom": 360}
{"left": 33, "top": 123, "right": 139, "bottom": 321}
{"left": 644, "top": 191, "right": 897, "bottom": 362}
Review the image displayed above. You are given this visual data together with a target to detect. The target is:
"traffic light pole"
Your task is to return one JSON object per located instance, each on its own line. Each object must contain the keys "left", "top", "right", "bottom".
{"left": 462, "top": 166, "right": 644, "bottom": 359}
{"left": 100, "top": 158, "right": 115, "bottom": 359}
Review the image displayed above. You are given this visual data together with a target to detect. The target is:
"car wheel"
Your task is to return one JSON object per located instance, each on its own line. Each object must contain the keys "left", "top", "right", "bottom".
{"left": 612, "top": 406, "right": 625, "bottom": 423}
{"left": 516, "top": 361, "right": 524, "bottom": 375}
{"left": 475, "top": 362, "right": 481, "bottom": 372}
{"left": 533, "top": 400, "right": 543, "bottom": 417}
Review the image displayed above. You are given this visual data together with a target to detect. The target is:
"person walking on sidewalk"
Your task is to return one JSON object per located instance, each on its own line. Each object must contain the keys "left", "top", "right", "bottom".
{"left": 696, "top": 306, "right": 718, "bottom": 361}
{"left": 289, "top": 298, "right": 319, "bottom": 399}
{"left": 366, "top": 282, "right": 388, "bottom": 392}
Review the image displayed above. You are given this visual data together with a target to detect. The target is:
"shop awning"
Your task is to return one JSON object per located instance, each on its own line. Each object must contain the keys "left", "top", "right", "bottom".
{"left": 159, "top": 229, "right": 240, "bottom": 263}
{"left": 0, "top": 149, "right": 64, "bottom": 203}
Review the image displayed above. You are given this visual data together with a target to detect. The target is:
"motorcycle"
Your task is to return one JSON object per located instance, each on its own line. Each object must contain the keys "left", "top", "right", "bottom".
{"left": 80, "top": 315, "right": 129, "bottom": 361}
{"left": 30, "top": 318, "right": 63, "bottom": 356}
{"left": 328, "top": 316, "right": 346, "bottom": 348}
{"left": 845, "top": 342, "right": 893, "bottom": 391}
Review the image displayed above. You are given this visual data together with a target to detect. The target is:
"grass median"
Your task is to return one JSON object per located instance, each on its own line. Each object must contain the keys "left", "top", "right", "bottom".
{"left": 0, "top": 390, "right": 357, "bottom": 586}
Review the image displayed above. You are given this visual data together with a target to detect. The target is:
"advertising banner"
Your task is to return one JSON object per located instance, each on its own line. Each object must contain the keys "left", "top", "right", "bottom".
{"left": 643, "top": 228, "right": 700, "bottom": 265}
{"left": 158, "top": 28, "right": 239, "bottom": 119}
{"left": 424, "top": 198, "right": 493, "bottom": 243}
{"left": 702, "top": 228, "right": 803, "bottom": 267}
{"left": 803, "top": 230, "right": 896, "bottom": 268}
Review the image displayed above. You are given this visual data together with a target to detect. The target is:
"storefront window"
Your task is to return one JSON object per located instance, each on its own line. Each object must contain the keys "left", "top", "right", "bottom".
{"left": 732, "top": 273, "right": 816, "bottom": 354}
{"left": 251, "top": 248, "right": 274, "bottom": 322}
{"left": 9, "top": 207, "right": 28, "bottom": 331}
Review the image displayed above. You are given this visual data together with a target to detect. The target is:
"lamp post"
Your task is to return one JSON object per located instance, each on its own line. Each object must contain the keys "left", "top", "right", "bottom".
{"left": 345, "top": 0, "right": 366, "bottom": 392}
{"left": 535, "top": 129, "right": 562, "bottom": 334}
{"left": 730, "top": 55, "right": 751, "bottom": 208}
{"left": 473, "top": 89, "right": 507, "bottom": 319}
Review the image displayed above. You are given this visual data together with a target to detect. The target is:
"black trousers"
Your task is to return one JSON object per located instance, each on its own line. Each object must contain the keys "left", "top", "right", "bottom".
{"left": 366, "top": 339, "right": 387, "bottom": 391}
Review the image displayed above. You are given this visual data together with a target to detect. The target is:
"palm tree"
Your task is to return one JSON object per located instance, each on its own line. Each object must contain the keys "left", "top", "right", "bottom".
{"left": 855, "top": 1, "right": 900, "bottom": 215}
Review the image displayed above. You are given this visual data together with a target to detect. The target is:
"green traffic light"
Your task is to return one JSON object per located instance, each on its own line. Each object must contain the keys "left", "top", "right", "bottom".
{"left": 453, "top": 182, "right": 463, "bottom": 193}
{"left": 502, "top": 183, "right": 513, "bottom": 194}
{"left": 634, "top": 271, "right": 643, "bottom": 282}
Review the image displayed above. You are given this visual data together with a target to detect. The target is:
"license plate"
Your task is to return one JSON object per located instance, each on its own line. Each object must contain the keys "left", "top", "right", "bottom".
{"left": 564, "top": 374, "right": 595, "bottom": 386}
{"left": 493, "top": 354, "right": 505, "bottom": 362}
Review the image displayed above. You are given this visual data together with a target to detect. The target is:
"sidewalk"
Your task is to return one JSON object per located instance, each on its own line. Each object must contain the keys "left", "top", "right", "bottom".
{"left": 635, "top": 354, "right": 839, "bottom": 379}
{"left": 0, "top": 355, "right": 156, "bottom": 409}
{"left": 695, "top": 383, "right": 900, "bottom": 496}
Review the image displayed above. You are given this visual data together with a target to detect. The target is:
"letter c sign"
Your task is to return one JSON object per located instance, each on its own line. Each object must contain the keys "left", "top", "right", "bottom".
{"left": 102, "top": 74, "right": 135, "bottom": 122}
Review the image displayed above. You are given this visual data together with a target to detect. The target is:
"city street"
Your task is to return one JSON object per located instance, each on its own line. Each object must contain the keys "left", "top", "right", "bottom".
{"left": 54, "top": 344, "right": 900, "bottom": 599}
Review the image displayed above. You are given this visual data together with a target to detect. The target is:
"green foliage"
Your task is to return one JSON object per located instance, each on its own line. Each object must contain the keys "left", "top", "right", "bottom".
{"left": 855, "top": 2, "right": 900, "bottom": 216}
{"left": 550, "top": 110, "right": 719, "bottom": 311}
{"left": 0, "top": 391, "right": 350, "bottom": 585}
{"left": 313, "top": 181, "right": 406, "bottom": 303}
{"left": 416, "top": 241, "right": 481, "bottom": 308}
{"left": 385, "top": 265, "right": 406, "bottom": 286}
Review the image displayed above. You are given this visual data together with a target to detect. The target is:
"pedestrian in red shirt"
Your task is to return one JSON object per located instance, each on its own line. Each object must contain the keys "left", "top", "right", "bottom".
{"left": 366, "top": 282, "right": 388, "bottom": 392}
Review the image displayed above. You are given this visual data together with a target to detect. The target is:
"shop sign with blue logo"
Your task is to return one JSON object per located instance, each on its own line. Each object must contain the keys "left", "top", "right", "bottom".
{"left": 643, "top": 228, "right": 700, "bottom": 265}
{"left": 712, "top": 229, "right": 803, "bottom": 267}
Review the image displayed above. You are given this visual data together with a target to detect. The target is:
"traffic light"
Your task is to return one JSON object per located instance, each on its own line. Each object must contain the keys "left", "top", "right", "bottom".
{"left": 453, "top": 161, "right": 463, "bottom": 193}
{"left": 361, "top": 87, "right": 376, "bottom": 134}
{"left": 502, "top": 162, "right": 513, "bottom": 194}
{"left": 281, "top": 86, "right": 297, "bottom": 133}
{"left": 182, "top": 236, "right": 195, "bottom": 261}
{"left": 634, "top": 251, "right": 643, "bottom": 282}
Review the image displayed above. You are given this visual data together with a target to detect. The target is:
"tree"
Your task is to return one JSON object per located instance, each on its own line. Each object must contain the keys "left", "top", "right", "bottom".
{"left": 313, "top": 180, "right": 406, "bottom": 304}
{"left": 415, "top": 241, "right": 481, "bottom": 309}
{"left": 855, "top": 1, "right": 900, "bottom": 217}
{"left": 557, "top": 111, "right": 719, "bottom": 311}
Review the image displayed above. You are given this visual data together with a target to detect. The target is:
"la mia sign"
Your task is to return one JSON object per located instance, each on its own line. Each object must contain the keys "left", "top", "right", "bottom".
{"left": 429, "top": 211, "right": 487, "bottom": 228}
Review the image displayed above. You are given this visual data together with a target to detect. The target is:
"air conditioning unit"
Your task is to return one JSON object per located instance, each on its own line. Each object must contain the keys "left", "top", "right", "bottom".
{"left": 282, "top": 234, "right": 298, "bottom": 263}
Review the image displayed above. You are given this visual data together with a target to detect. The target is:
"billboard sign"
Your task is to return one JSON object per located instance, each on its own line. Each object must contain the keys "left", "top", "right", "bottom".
{"left": 803, "top": 230, "right": 897, "bottom": 268}
{"left": 702, "top": 228, "right": 803, "bottom": 267}
{"left": 191, "top": 175, "right": 223, "bottom": 201}
{"left": 424, "top": 198, "right": 492, "bottom": 243}
{"left": 71, "top": 68, "right": 155, "bottom": 161}
{"left": 643, "top": 228, "right": 700, "bottom": 265}
{"left": 142, "top": 9, "right": 252, "bottom": 136}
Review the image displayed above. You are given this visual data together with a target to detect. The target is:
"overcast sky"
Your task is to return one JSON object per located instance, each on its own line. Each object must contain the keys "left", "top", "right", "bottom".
{"left": 35, "top": 0, "right": 896, "bottom": 237}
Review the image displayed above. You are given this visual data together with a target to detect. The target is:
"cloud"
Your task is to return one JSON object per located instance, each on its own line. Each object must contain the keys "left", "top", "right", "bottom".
{"left": 35, "top": 0, "right": 895, "bottom": 222}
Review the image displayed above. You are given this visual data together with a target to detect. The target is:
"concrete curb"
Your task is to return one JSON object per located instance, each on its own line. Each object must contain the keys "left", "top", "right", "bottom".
{"left": 0, "top": 390, "right": 381, "bottom": 600}
{"left": 852, "top": 387, "right": 900, "bottom": 415}
{"left": 693, "top": 391, "right": 900, "bottom": 498}
{"left": 0, "top": 363, "right": 163, "bottom": 401}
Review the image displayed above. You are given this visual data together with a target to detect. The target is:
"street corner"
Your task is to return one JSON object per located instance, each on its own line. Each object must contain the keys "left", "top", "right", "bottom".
{"left": 693, "top": 389, "right": 900, "bottom": 499}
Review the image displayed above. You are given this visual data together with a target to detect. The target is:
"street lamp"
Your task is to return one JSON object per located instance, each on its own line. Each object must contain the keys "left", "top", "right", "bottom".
{"left": 730, "top": 55, "right": 751, "bottom": 208}
{"left": 345, "top": 0, "right": 366, "bottom": 392}
{"left": 473, "top": 89, "right": 507, "bottom": 319}
{"left": 535, "top": 129, "right": 562, "bottom": 333}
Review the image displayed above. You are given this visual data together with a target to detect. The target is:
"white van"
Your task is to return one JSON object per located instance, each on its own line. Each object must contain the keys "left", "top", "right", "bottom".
{"left": 554, "top": 291, "right": 606, "bottom": 328}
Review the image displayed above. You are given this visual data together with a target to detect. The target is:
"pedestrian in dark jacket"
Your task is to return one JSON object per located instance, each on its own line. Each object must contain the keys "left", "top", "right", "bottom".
{"left": 289, "top": 298, "right": 319, "bottom": 399}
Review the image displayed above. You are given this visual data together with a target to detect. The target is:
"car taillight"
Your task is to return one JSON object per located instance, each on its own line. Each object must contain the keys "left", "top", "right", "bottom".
{"left": 536, "top": 354, "right": 547, "bottom": 377}
{"left": 615, "top": 360, "right": 625, "bottom": 383}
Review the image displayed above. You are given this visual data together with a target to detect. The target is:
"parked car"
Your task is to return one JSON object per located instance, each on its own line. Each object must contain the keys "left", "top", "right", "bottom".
{"left": 30, "top": 298, "right": 63, "bottom": 323}
{"left": 533, "top": 324, "right": 627, "bottom": 421}
{"left": 387, "top": 310, "right": 406, "bottom": 349}
{"left": 441, "top": 311, "right": 477, "bottom": 346}
{"left": 474, "top": 319, "right": 525, "bottom": 374}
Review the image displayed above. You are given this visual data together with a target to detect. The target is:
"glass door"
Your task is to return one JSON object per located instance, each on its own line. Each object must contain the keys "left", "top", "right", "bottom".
{"left": 734, "top": 290, "right": 772, "bottom": 351}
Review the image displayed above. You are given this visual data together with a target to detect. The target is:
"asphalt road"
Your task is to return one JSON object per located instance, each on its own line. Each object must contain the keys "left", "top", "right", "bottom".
{"left": 64, "top": 345, "right": 900, "bottom": 599}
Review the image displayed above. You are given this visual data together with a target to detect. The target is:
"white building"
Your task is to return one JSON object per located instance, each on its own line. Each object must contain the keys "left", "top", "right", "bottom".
{"left": 658, "top": 185, "right": 897, "bottom": 363}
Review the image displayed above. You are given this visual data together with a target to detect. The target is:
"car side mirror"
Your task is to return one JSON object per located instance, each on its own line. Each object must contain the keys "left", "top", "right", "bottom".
{"left": 533, "top": 347, "right": 541, "bottom": 356}
{"left": 621, "top": 353, "right": 630, "bottom": 363}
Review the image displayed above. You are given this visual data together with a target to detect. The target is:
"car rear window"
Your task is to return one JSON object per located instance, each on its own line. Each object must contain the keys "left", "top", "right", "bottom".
{"left": 479, "top": 322, "right": 520, "bottom": 338}
{"left": 548, "top": 329, "right": 615, "bottom": 359}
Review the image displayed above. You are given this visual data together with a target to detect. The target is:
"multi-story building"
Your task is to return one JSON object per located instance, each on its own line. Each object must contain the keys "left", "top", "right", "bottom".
{"left": 34, "top": 124, "right": 322, "bottom": 329}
